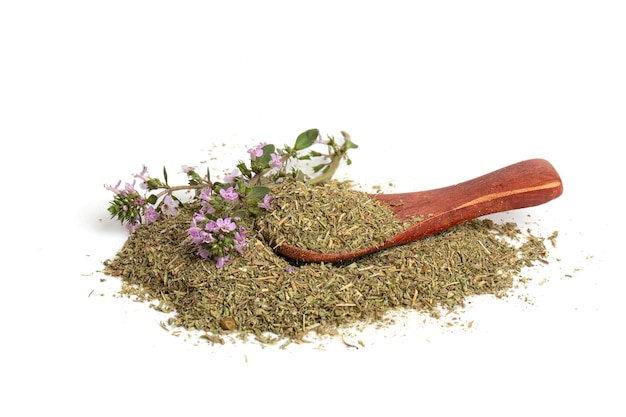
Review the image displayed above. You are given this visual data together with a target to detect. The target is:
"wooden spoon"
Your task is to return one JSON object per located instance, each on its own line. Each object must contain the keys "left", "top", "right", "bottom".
{"left": 274, "top": 158, "right": 563, "bottom": 263}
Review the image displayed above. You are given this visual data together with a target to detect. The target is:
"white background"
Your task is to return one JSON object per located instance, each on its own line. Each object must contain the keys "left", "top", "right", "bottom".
{"left": 1, "top": 1, "right": 624, "bottom": 415}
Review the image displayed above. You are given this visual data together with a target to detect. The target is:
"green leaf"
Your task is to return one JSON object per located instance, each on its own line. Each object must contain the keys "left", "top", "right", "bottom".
{"left": 247, "top": 185, "right": 270, "bottom": 202}
{"left": 345, "top": 139, "right": 358, "bottom": 150}
{"left": 147, "top": 194, "right": 158, "bottom": 205}
{"left": 257, "top": 144, "right": 276, "bottom": 166}
{"left": 294, "top": 129, "right": 319, "bottom": 151}
{"left": 163, "top": 166, "right": 169, "bottom": 186}
{"left": 247, "top": 205, "right": 261, "bottom": 217}
{"left": 232, "top": 208, "right": 248, "bottom": 219}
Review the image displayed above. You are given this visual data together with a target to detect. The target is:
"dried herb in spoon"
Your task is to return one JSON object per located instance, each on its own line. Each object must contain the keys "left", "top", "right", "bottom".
{"left": 256, "top": 180, "right": 419, "bottom": 254}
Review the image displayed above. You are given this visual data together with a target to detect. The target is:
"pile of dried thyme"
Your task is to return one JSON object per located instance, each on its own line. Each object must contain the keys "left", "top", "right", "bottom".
{"left": 103, "top": 179, "right": 554, "bottom": 344}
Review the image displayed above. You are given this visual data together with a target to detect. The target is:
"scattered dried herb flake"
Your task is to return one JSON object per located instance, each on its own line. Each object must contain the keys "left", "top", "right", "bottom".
{"left": 103, "top": 181, "right": 553, "bottom": 344}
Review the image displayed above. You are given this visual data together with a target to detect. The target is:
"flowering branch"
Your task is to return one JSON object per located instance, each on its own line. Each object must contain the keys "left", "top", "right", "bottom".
{"left": 104, "top": 129, "right": 357, "bottom": 267}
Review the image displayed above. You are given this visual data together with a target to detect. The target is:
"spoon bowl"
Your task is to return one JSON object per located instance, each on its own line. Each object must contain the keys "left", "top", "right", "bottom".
{"left": 274, "top": 159, "right": 563, "bottom": 263}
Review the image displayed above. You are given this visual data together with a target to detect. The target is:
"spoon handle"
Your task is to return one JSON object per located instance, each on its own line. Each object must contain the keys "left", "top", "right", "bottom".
{"left": 379, "top": 158, "right": 563, "bottom": 246}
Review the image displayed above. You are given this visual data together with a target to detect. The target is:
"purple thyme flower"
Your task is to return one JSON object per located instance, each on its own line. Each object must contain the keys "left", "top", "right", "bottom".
{"left": 196, "top": 245, "right": 210, "bottom": 259}
{"left": 223, "top": 168, "right": 240, "bottom": 184}
{"left": 258, "top": 194, "right": 272, "bottom": 210}
{"left": 215, "top": 217, "right": 237, "bottom": 233}
{"left": 181, "top": 165, "right": 197, "bottom": 174}
{"left": 105, "top": 180, "right": 122, "bottom": 195}
{"left": 187, "top": 225, "right": 203, "bottom": 244}
{"left": 198, "top": 187, "right": 212, "bottom": 201}
{"left": 247, "top": 142, "right": 266, "bottom": 160}
{"left": 285, "top": 265, "right": 295, "bottom": 273}
{"left": 233, "top": 228, "right": 248, "bottom": 255}
{"left": 201, "top": 201, "right": 216, "bottom": 214}
{"left": 219, "top": 186, "right": 239, "bottom": 202}
{"left": 133, "top": 165, "right": 150, "bottom": 189}
{"left": 124, "top": 181, "right": 137, "bottom": 195}
{"left": 192, "top": 211, "right": 206, "bottom": 224}
{"left": 204, "top": 220, "right": 219, "bottom": 233}
{"left": 204, "top": 217, "right": 236, "bottom": 234}
{"left": 161, "top": 195, "right": 179, "bottom": 216}
{"left": 125, "top": 219, "right": 141, "bottom": 233}
{"left": 215, "top": 255, "right": 230, "bottom": 268}
{"left": 269, "top": 153, "right": 283, "bottom": 169}
{"left": 188, "top": 225, "right": 213, "bottom": 245}
{"left": 144, "top": 206, "right": 160, "bottom": 223}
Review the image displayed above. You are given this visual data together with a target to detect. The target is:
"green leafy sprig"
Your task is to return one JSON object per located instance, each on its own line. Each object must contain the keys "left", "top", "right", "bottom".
{"left": 104, "top": 129, "right": 357, "bottom": 267}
